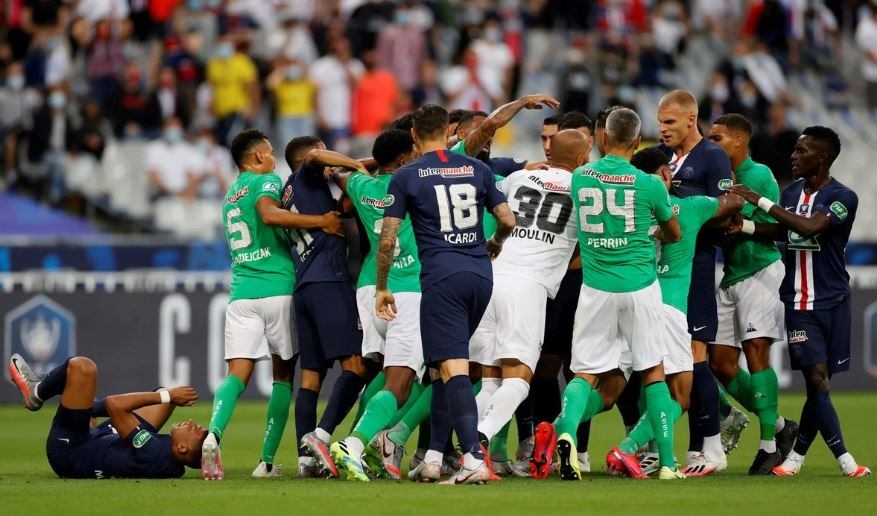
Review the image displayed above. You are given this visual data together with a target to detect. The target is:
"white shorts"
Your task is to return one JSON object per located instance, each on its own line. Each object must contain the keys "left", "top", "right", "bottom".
{"left": 713, "top": 260, "right": 785, "bottom": 348}
{"left": 469, "top": 277, "right": 546, "bottom": 372}
{"left": 663, "top": 304, "right": 693, "bottom": 375}
{"left": 570, "top": 281, "right": 666, "bottom": 375}
{"left": 224, "top": 295, "right": 296, "bottom": 361}
{"left": 355, "top": 286, "right": 424, "bottom": 374}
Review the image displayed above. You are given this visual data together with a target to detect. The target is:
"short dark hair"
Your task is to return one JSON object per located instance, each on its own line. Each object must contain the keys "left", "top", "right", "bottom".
{"left": 559, "top": 111, "right": 593, "bottom": 131}
{"left": 372, "top": 129, "right": 415, "bottom": 167}
{"left": 802, "top": 125, "right": 841, "bottom": 165}
{"left": 605, "top": 108, "right": 641, "bottom": 148}
{"left": 713, "top": 113, "right": 753, "bottom": 137}
{"left": 284, "top": 135, "right": 321, "bottom": 169}
{"left": 630, "top": 148, "right": 670, "bottom": 175}
{"left": 449, "top": 109, "right": 471, "bottom": 125}
{"left": 230, "top": 129, "right": 269, "bottom": 169}
{"left": 456, "top": 110, "right": 489, "bottom": 132}
{"left": 542, "top": 115, "right": 561, "bottom": 126}
{"left": 391, "top": 112, "right": 415, "bottom": 133}
{"left": 595, "top": 105, "right": 624, "bottom": 130}
{"left": 413, "top": 104, "right": 449, "bottom": 140}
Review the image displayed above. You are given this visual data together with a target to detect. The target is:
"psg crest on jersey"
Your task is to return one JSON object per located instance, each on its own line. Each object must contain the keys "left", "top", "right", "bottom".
{"left": 4, "top": 295, "right": 76, "bottom": 380}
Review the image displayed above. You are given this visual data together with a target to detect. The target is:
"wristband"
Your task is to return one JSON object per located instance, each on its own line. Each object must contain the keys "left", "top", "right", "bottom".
{"left": 159, "top": 389, "right": 171, "bottom": 404}
{"left": 757, "top": 197, "right": 775, "bottom": 213}
{"left": 741, "top": 220, "right": 755, "bottom": 235}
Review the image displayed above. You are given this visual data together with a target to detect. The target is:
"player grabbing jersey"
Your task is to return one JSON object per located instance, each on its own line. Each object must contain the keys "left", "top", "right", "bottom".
{"left": 204, "top": 129, "right": 344, "bottom": 480}
{"left": 730, "top": 126, "right": 870, "bottom": 478}
{"left": 377, "top": 104, "right": 517, "bottom": 484}
{"left": 707, "top": 114, "right": 799, "bottom": 475}
{"left": 469, "top": 129, "right": 587, "bottom": 476}
{"left": 10, "top": 354, "right": 205, "bottom": 479}
{"left": 534, "top": 108, "right": 683, "bottom": 482}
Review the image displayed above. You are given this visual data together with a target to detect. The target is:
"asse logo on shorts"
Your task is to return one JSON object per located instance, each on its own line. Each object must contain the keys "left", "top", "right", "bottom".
{"left": 132, "top": 429, "right": 152, "bottom": 448}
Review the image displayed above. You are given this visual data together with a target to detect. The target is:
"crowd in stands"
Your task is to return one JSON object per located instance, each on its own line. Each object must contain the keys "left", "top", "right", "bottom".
{"left": 0, "top": 0, "right": 874, "bottom": 235}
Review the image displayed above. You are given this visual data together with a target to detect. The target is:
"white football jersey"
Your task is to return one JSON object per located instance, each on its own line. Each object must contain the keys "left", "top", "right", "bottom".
{"left": 494, "top": 167, "right": 578, "bottom": 297}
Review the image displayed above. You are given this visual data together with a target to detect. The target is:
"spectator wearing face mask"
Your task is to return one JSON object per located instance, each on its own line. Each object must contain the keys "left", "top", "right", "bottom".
{"left": 146, "top": 117, "right": 202, "bottom": 200}
{"left": 111, "top": 62, "right": 157, "bottom": 138}
{"left": 376, "top": 2, "right": 427, "bottom": 100}
{"left": 24, "top": 87, "right": 75, "bottom": 204}
{"left": 698, "top": 73, "right": 742, "bottom": 130}
{"left": 206, "top": 33, "right": 260, "bottom": 146}
{"left": 77, "top": 18, "right": 130, "bottom": 107}
{"left": 148, "top": 66, "right": 192, "bottom": 129}
{"left": 266, "top": 59, "right": 316, "bottom": 147}
{"left": 192, "top": 128, "right": 234, "bottom": 199}
{"left": 309, "top": 36, "right": 363, "bottom": 152}
{"left": 470, "top": 18, "right": 514, "bottom": 106}
{"left": 0, "top": 61, "right": 36, "bottom": 186}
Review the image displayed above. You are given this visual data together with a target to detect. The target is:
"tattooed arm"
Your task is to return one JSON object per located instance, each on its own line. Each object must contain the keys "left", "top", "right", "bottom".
{"left": 375, "top": 216, "right": 401, "bottom": 321}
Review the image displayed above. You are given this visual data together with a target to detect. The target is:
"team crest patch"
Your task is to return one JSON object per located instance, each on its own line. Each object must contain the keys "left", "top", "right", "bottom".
{"left": 132, "top": 429, "right": 152, "bottom": 448}
{"left": 829, "top": 201, "right": 848, "bottom": 221}
{"left": 681, "top": 166, "right": 694, "bottom": 179}
{"left": 718, "top": 178, "right": 733, "bottom": 191}
{"left": 672, "top": 204, "right": 680, "bottom": 215}
{"left": 281, "top": 185, "right": 294, "bottom": 205}
{"left": 262, "top": 182, "right": 280, "bottom": 194}
{"left": 788, "top": 330, "right": 807, "bottom": 344}
{"left": 4, "top": 295, "right": 75, "bottom": 381}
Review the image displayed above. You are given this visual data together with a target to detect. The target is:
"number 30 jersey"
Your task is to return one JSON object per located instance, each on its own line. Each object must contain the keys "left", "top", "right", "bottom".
{"left": 571, "top": 154, "right": 675, "bottom": 293}
{"left": 222, "top": 171, "right": 295, "bottom": 302}
{"left": 494, "top": 167, "right": 578, "bottom": 298}
{"left": 384, "top": 149, "right": 506, "bottom": 290}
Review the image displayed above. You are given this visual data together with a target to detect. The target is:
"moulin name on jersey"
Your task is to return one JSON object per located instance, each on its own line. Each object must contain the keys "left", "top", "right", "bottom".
{"left": 579, "top": 169, "right": 637, "bottom": 249}
{"left": 510, "top": 174, "right": 572, "bottom": 244}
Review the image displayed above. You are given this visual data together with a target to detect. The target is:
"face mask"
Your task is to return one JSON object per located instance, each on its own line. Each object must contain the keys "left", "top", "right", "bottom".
{"left": 48, "top": 91, "right": 66, "bottom": 109}
{"left": 45, "top": 37, "right": 62, "bottom": 52}
{"left": 740, "top": 93, "right": 757, "bottom": 108}
{"left": 711, "top": 83, "right": 729, "bottom": 103}
{"left": 484, "top": 27, "right": 503, "bottom": 43}
{"left": 216, "top": 43, "right": 233, "bottom": 59}
{"left": 7, "top": 75, "right": 24, "bottom": 91}
{"left": 164, "top": 127, "right": 184, "bottom": 143}
{"left": 394, "top": 10, "right": 409, "bottom": 25}
{"left": 188, "top": 0, "right": 203, "bottom": 9}
{"left": 196, "top": 138, "right": 211, "bottom": 153}
{"left": 286, "top": 65, "right": 303, "bottom": 81}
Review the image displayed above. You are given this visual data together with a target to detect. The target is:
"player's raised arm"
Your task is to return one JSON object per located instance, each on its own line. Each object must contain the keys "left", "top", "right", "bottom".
{"left": 303, "top": 148, "right": 369, "bottom": 174}
{"left": 460, "top": 93, "right": 560, "bottom": 158}
{"left": 106, "top": 387, "right": 197, "bottom": 439}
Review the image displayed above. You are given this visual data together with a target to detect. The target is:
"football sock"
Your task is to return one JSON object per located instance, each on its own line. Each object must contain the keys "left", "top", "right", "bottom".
{"left": 810, "top": 390, "right": 848, "bottom": 458}
{"left": 703, "top": 434, "right": 724, "bottom": 458}
{"left": 490, "top": 422, "right": 511, "bottom": 461}
{"left": 793, "top": 397, "right": 817, "bottom": 456}
{"left": 351, "top": 389, "right": 399, "bottom": 446}
{"left": 645, "top": 381, "right": 677, "bottom": 468}
{"left": 34, "top": 358, "right": 71, "bottom": 401}
{"left": 620, "top": 401, "right": 683, "bottom": 455}
{"left": 91, "top": 398, "right": 109, "bottom": 417}
{"left": 295, "top": 387, "right": 319, "bottom": 446}
{"left": 689, "top": 362, "right": 720, "bottom": 450}
{"left": 717, "top": 384, "right": 733, "bottom": 418}
{"left": 445, "top": 375, "right": 483, "bottom": 459}
{"left": 477, "top": 378, "right": 529, "bottom": 440}
{"left": 424, "top": 449, "right": 443, "bottom": 464}
{"left": 750, "top": 368, "right": 779, "bottom": 441}
{"left": 576, "top": 420, "right": 592, "bottom": 452}
{"left": 514, "top": 392, "right": 534, "bottom": 441}
{"left": 388, "top": 384, "right": 433, "bottom": 446}
{"left": 838, "top": 453, "right": 858, "bottom": 475}
{"left": 318, "top": 370, "right": 364, "bottom": 435}
{"left": 428, "top": 380, "right": 452, "bottom": 452}
{"left": 554, "top": 378, "right": 592, "bottom": 445}
{"left": 531, "top": 377, "right": 561, "bottom": 424}
{"left": 725, "top": 368, "right": 756, "bottom": 412}
{"left": 350, "top": 372, "right": 385, "bottom": 431}
{"left": 474, "top": 377, "right": 501, "bottom": 421}
{"left": 208, "top": 375, "right": 246, "bottom": 440}
{"left": 617, "top": 373, "right": 642, "bottom": 428}
{"left": 261, "top": 381, "right": 291, "bottom": 464}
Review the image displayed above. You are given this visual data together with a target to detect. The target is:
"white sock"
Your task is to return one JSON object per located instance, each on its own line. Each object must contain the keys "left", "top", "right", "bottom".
{"left": 424, "top": 449, "right": 443, "bottom": 465}
{"left": 703, "top": 434, "right": 724, "bottom": 458}
{"left": 838, "top": 452, "right": 857, "bottom": 475}
{"left": 775, "top": 416, "right": 786, "bottom": 433}
{"left": 299, "top": 456, "right": 315, "bottom": 466}
{"left": 34, "top": 381, "right": 44, "bottom": 402}
{"left": 314, "top": 427, "right": 331, "bottom": 443}
{"left": 477, "top": 378, "right": 530, "bottom": 439}
{"left": 344, "top": 436, "right": 365, "bottom": 458}
{"left": 462, "top": 452, "right": 484, "bottom": 469}
{"left": 759, "top": 439, "right": 777, "bottom": 453}
{"left": 474, "top": 377, "right": 502, "bottom": 421}
{"left": 784, "top": 450, "right": 805, "bottom": 470}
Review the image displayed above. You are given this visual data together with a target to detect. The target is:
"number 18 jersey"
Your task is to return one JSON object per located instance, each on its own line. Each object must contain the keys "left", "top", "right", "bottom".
{"left": 222, "top": 171, "right": 295, "bottom": 302}
{"left": 495, "top": 167, "right": 578, "bottom": 297}
{"left": 571, "top": 154, "right": 674, "bottom": 293}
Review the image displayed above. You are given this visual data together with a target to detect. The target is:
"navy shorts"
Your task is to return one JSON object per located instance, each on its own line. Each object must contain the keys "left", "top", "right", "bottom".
{"left": 420, "top": 272, "right": 492, "bottom": 366}
{"left": 295, "top": 281, "right": 363, "bottom": 371}
{"left": 542, "top": 268, "right": 582, "bottom": 359}
{"left": 687, "top": 257, "right": 718, "bottom": 342}
{"left": 785, "top": 298, "right": 851, "bottom": 375}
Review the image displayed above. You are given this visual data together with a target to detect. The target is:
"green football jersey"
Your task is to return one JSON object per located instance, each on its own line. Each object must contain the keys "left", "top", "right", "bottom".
{"left": 222, "top": 172, "right": 295, "bottom": 302}
{"left": 658, "top": 196, "right": 719, "bottom": 313}
{"left": 720, "top": 157, "right": 782, "bottom": 288}
{"left": 346, "top": 172, "right": 421, "bottom": 292}
{"left": 450, "top": 139, "right": 499, "bottom": 238}
{"left": 571, "top": 154, "right": 675, "bottom": 293}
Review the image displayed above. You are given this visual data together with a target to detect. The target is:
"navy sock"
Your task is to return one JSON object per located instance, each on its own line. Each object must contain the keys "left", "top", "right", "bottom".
{"left": 35, "top": 358, "right": 70, "bottom": 401}
{"left": 690, "top": 362, "right": 720, "bottom": 442}
{"left": 514, "top": 394, "right": 534, "bottom": 441}
{"left": 295, "top": 387, "right": 319, "bottom": 451}
{"left": 809, "top": 390, "right": 848, "bottom": 458}
{"left": 91, "top": 398, "right": 109, "bottom": 417}
{"left": 318, "top": 370, "right": 364, "bottom": 435}
{"left": 445, "top": 375, "right": 483, "bottom": 459}
{"left": 576, "top": 420, "right": 592, "bottom": 452}
{"left": 617, "top": 373, "right": 642, "bottom": 427}
{"left": 428, "top": 379, "right": 452, "bottom": 452}
{"left": 793, "top": 398, "right": 818, "bottom": 456}
{"left": 531, "top": 377, "right": 561, "bottom": 424}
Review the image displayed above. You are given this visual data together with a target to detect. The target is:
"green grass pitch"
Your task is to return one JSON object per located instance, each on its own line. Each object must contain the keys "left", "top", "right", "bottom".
{"left": 1, "top": 393, "right": 874, "bottom": 515}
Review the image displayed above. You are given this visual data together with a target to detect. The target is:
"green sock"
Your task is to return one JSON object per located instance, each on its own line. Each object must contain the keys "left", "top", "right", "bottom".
{"left": 726, "top": 368, "right": 756, "bottom": 412}
{"left": 261, "top": 381, "right": 291, "bottom": 463}
{"left": 620, "top": 401, "right": 683, "bottom": 455}
{"left": 490, "top": 422, "right": 511, "bottom": 461}
{"left": 645, "top": 381, "right": 676, "bottom": 468}
{"left": 386, "top": 382, "right": 425, "bottom": 429}
{"left": 581, "top": 389, "right": 606, "bottom": 422}
{"left": 554, "top": 378, "right": 592, "bottom": 446}
{"left": 351, "top": 389, "right": 399, "bottom": 445}
{"left": 750, "top": 368, "right": 779, "bottom": 440}
{"left": 718, "top": 383, "right": 734, "bottom": 418}
{"left": 387, "top": 384, "right": 433, "bottom": 446}
{"left": 208, "top": 375, "right": 246, "bottom": 440}
{"left": 350, "top": 372, "right": 386, "bottom": 431}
